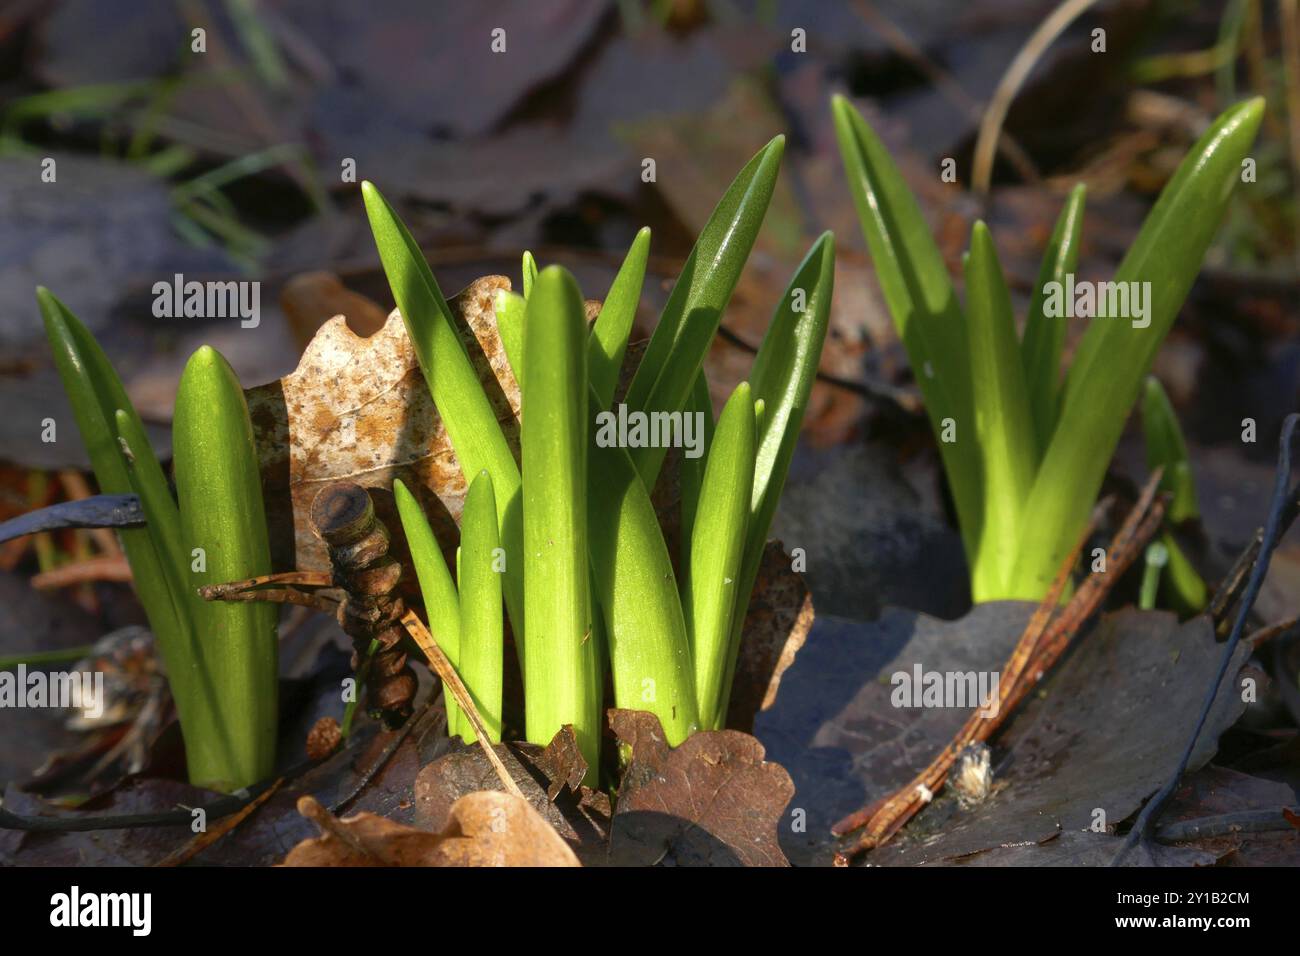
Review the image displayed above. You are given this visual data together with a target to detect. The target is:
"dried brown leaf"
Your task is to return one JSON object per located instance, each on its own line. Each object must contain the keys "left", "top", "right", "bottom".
{"left": 725, "top": 539, "right": 814, "bottom": 732}
{"left": 609, "top": 709, "right": 794, "bottom": 867}
{"left": 245, "top": 276, "right": 519, "bottom": 570}
{"left": 282, "top": 792, "right": 579, "bottom": 867}
{"left": 414, "top": 729, "right": 611, "bottom": 866}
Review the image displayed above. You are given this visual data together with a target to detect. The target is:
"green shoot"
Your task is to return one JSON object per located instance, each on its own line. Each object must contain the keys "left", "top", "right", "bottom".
{"left": 835, "top": 94, "right": 1264, "bottom": 601}
{"left": 362, "top": 181, "right": 526, "bottom": 653}
{"left": 685, "top": 383, "right": 755, "bottom": 729}
{"left": 394, "top": 478, "right": 462, "bottom": 736}
{"left": 521, "top": 266, "right": 599, "bottom": 771}
{"left": 589, "top": 227, "right": 650, "bottom": 407}
{"left": 459, "top": 470, "right": 504, "bottom": 744}
{"left": 1141, "top": 376, "right": 1208, "bottom": 613}
{"left": 172, "top": 346, "right": 278, "bottom": 792}
{"left": 964, "top": 222, "right": 1036, "bottom": 601}
{"left": 1021, "top": 184, "right": 1086, "bottom": 457}
{"left": 623, "top": 135, "right": 784, "bottom": 487}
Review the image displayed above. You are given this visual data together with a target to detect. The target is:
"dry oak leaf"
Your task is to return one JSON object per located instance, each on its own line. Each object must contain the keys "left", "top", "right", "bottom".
{"left": 725, "top": 538, "right": 813, "bottom": 733}
{"left": 281, "top": 792, "right": 579, "bottom": 867}
{"left": 245, "top": 275, "right": 520, "bottom": 571}
{"left": 609, "top": 709, "right": 794, "bottom": 867}
{"left": 415, "top": 727, "right": 612, "bottom": 866}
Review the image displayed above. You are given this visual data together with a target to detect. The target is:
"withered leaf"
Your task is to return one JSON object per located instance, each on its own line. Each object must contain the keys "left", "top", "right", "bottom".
{"left": 414, "top": 729, "right": 611, "bottom": 866}
{"left": 608, "top": 709, "right": 794, "bottom": 867}
{"left": 725, "top": 539, "right": 814, "bottom": 733}
{"left": 282, "top": 792, "right": 579, "bottom": 867}
{"left": 245, "top": 276, "right": 520, "bottom": 571}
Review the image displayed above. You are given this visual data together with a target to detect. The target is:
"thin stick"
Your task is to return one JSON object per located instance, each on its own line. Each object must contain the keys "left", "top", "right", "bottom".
{"left": 401, "top": 609, "right": 525, "bottom": 800}
{"left": 852, "top": 0, "right": 1040, "bottom": 186}
{"left": 1113, "top": 413, "right": 1300, "bottom": 865}
{"left": 830, "top": 499, "right": 1109, "bottom": 842}
{"left": 154, "top": 777, "right": 284, "bottom": 867}
{"left": 199, "top": 569, "right": 338, "bottom": 612}
{"left": 199, "top": 569, "right": 334, "bottom": 598}
{"left": 30, "top": 554, "right": 132, "bottom": 589}
{"left": 295, "top": 795, "right": 377, "bottom": 861}
{"left": 833, "top": 475, "right": 1166, "bottom": 862}
{"left": 972, "top": 0, "right": 1103, "bottom": 194}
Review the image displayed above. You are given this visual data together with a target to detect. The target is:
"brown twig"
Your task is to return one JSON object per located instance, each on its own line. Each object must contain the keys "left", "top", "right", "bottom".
{"left": 295, "top": 795, "right": 377, "bottom": 861}
{"left": 401, "top": 609, "right": 525, "bottom": 800}
{"left": 1246, "top": 616, "right": 1298, "bottom": 648}
{"left": 154, "top": 777, "right": 284, "bottom": 867}
{"left": 832, "top": 474, "right": 1167, "bottom": 863}
{"left": 30, "top": 554, "right": 132, "bottom": 590}
{"left": 852, "top": 0, "right": 1040, "bottom": 187}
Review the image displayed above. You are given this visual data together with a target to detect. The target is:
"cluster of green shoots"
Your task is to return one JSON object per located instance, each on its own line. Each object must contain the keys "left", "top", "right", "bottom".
{"left": 38, "top": 134, "right": 829, "bottom": 792}
{"left": 40, "top": 294, "right": 276, "bottom": 793}
{"left": 832, "top": 95, "right": 1265, "bottom": 602}
{"left": 362, "top": 134, "right": 833, "bottom": 779}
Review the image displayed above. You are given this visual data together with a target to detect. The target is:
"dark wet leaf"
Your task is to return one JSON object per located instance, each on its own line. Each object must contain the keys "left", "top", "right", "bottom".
{"left": 0, "top": 154, "right": 234, "bottom": 350}
{"left": 0, "top": 573, "right": 101, "bottom": 789}
{"left": 608, "top": 709, "right": 794, "bottom": 867}
{"left": 760, "top": 605, "right": 1252, "bottom": 865}
{"left": 284, "top": 0, "right": 608, "bottom": 139}
{"left": 536, "top": 724, "right": 588, "bottom": 800}
{"left": 772, "top": 444, "right": 970, "bottom": 620}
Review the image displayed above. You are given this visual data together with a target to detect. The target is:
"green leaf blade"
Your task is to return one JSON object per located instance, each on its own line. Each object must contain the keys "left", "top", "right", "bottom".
{"left": 459, "top": 470, "right": 504, "bottom": 744}
{"left": 361, "top": 181, "right": 525, "bottom": 650}
{"left": 39, "top": 289, "right": 185, "bottom": 664}
{"left": 831, "top": 95, "right": 982, "bottom": 563}
{"left": 173, "top": 346, "right": 277, "bottom": 792}
{"left": 684, "top": 383, "right": 754, "bottom": 730}
{"left": 623, "top": 136, "right": 784, "bottom": 486}
{"left": 965, "top": 222, "right": 1037, "bottom": 600}
{"left": 589, "top": 226, "right": 650, "bottom": 408}
{"left": 521, "top": 266, "right": 598, "bottom": 770}
{"left": 678, "top": 370, "right": 715, "bottom": 568}
{"left": 1021, "top": 183, "right": 1086, "bottom": 457}
{"left": 493, "top": 288, "right": 526, "bottom": 393}
{"left": 588, "top": 389, "right": 699, "bottom": 746}
{"left": 1141, "top": 376, "right": 1200, "bottom": 523}
{"left": 717, "top": 232, "right": 834, "bottom": 722}
{"left": 1011, "top": 98, "right": 1263, "bottom": 598}
{"left": 394, "top": 478, "right": 463, "bottom": 737}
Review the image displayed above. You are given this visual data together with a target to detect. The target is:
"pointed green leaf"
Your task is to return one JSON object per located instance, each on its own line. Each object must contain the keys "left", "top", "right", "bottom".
{"left": 832, "top": 95, "right": 981, "bottom": 563}
{"left": 623, "top": 136, "right": 784, "bottom": 486}
{"left": 717, "top": 233, "right": 834, "bottom": 721}
{"left": 684, "top": 383, "right": 754, "bottom": 730}
{"left": 589, "top": 226, "right": 650, "bottom": 407}
{"left": 965, "top": 222, "right": 1036, "bottom": 600}
{"left": 1011, "top": 98, "right": 1263, "bottom": 597}
{"left": 521, "top": 250, "right": 538, "bottom": 300}
{"left": 173, "top": 346, "right": 277, "bottom": 792}
{"left": 589, "top": 388, "right": 698, "bottom": 746}
{"left": 361, "top": 181, "right": 524, "bottom": 650}
{"left": 521, "top": 266, "right": 598, "bottom": 772}
{"left": 493, "top": 288, "right": 526, "bottom": 393}
{"left": 39, "top": 288, "right": 184, "bottom": 661}
{"left": 1021, "top": 183, "right": 1086, "bottom": 456}
{"left": 459, "top": 470, "right": 503, "bottom": 744}
{"left": 1141, "top": 376, "right": 1200, "bottom": 523}
{"left": 394, "top": 478, "right": 462, "bottom": 738}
